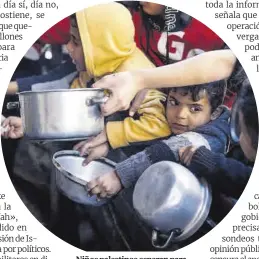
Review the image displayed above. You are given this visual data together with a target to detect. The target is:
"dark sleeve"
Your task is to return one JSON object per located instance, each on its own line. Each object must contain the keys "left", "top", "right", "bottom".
{"left": 115, "top": 141, "right": 177, "bottom": 188}
{"left": 16, "top": 59, "right": 77, "bottom": 92}
{"left": 188, "top": 146, "right": 252, "bottom": 198}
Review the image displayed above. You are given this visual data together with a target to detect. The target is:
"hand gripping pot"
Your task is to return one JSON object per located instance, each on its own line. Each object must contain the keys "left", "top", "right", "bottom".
{"left": 133, "top": 161, "right": 212, "bottom": 249}
{"left": 53, "top": 150, "right": 116, "bottom": 206}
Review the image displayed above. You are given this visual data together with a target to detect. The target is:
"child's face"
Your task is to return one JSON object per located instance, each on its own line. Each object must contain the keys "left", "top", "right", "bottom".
{"left": 166, "top": 89, "right": 212, "bottom": 135}
{"left": 239, "top": 112, "right": 257, "bottom": 162}
{"left": 140, "top": 2, "right": 165, "bottom": 15}
{"left": 66, "top": 20, "right": 86, "bottom": 72}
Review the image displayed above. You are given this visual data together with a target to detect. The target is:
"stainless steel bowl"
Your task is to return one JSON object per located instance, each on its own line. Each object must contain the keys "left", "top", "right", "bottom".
{"left": 53, "top": 150, "right": 116, "bottom": 206}
{"left": 133, "top": 161, "right": 211, "bottom": 248}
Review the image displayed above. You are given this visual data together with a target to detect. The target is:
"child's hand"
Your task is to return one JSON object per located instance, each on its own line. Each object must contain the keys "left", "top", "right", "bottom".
{"left": 73, "top": 129, "right": 108, "bottom": 156}
{"left": 84, "top": 143, "right": 109, "bottom": 166}
{"left": 1, "top": 116, "right": 23, "bottom": 139}
{"left": 179, "top": 146, "right": 198, "bottom": 166}
{"left": 86, "top": 170, "right": 122, "bottom": 198}
{"left": 129, "top": 89, "right": 148, "bottom": 117}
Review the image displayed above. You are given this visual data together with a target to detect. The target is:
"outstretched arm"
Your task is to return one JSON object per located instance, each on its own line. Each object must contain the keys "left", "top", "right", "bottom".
{"left": 93, "top": 49, "right": 236, "bottom": 116}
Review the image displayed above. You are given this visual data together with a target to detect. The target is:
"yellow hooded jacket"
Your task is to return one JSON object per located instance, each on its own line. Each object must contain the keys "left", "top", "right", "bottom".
{"left": 72, "top": 3, "right": 171, "bottom": 148}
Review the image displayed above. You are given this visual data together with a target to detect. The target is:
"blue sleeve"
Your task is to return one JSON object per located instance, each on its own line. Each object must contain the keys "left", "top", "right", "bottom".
{"left": 16, "top": 59, "right": 77, "bottom": 92}
{"left": 115, "top": 141, "right": 176, "bottom": 188}
{"left": 189, "top": 146, "right": 252, "bottom": 198}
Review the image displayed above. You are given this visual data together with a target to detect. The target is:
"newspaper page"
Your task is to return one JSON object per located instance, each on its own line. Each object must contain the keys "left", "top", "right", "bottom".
{"left": 0, "top": 0, "right": 258, "bottom": 258}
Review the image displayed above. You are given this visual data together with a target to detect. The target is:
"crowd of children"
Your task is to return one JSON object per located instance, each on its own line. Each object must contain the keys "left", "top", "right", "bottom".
{"left": 1, "top": 1, "right": 258, "bottom": 251}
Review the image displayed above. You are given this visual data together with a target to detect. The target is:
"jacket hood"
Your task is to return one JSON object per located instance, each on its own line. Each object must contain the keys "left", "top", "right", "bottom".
{"left": 76, "top": 3, "right": 137, "bottom": 78}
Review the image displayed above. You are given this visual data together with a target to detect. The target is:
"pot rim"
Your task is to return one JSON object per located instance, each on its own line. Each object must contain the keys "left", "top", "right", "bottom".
{"left": 28, "top": 137, "right": 90, "bottom": 142}
{"left": 19, "top": 88, "right": 105, "bottom": 95}
{"left": 52, "top": 150, "right": 116, "bottom": 186}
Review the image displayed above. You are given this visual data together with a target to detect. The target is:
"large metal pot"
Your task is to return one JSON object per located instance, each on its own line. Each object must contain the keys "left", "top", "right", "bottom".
{"left": 53, "top": 150, "right": 116, "bottom": 206}
{"left": 7, "top": 88, "right": 106, "bottom": 141}
{"left": 133, "top": 161, "right": 211, "bottom": 249}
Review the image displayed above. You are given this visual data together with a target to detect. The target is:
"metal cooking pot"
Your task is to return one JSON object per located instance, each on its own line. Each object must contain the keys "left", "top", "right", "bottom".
{"left": 53, "top": 150, "right": 116, "bottom": 206}
{"left": 7, "top": 88, "right": 107, "bottom": 141}
{"left": 133, "top": 161, "right": 211, "bottom": 249}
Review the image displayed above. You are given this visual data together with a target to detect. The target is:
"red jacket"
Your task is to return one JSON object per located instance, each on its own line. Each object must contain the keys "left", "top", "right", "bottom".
{"left": 131, "top": 9, "right": 225, "bottom": 66}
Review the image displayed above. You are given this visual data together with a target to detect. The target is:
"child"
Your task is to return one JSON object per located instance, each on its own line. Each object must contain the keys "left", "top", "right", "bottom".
{"left": 84, "top": 80, "right": 230, "bottom": 198}
{"left": 6, "top": 3, "right": 171, "bottom": 192}
{"left": 179, "top": 80, "right": 257, "bottom": 199}
{"left": 69, "top": 3, "right": 172, "bottom": 159}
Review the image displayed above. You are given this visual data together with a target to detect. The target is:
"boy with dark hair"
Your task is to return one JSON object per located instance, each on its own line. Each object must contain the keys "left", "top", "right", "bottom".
{"left": 178, "top": 79, "right": 257, "bottom": 199}
{"left": 167, "top": 80, "right": 226, "bottom": 135}
{"left": 84, "top": 80, "right": 230, "bottom": 198}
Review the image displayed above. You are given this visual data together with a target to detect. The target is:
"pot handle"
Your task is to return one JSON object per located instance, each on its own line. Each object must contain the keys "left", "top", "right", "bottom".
{"left": 7, "top": 102, "right": 20, "bottom": 110}
{"left": 85, "top": 96, "right": 109, "bottom": 106}
{"left": 53, "top": 160, "right": 62, "bottom": 171}
{"left": 151, "top": 228, "right": 182, "bottom": 249}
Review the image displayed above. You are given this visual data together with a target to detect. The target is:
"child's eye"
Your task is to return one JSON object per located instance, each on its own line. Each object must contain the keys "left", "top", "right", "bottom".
{"left": 190, "top": 106, "right": 202, "bottom": 113}
{"left": 73, "top": 40, "right": 79, "bottom": 46}
{"left": 169, "top": 99, "right": 177, "bottom": 106}
{"left": 70, "top": 35, "right": 79, "bottom": 46}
